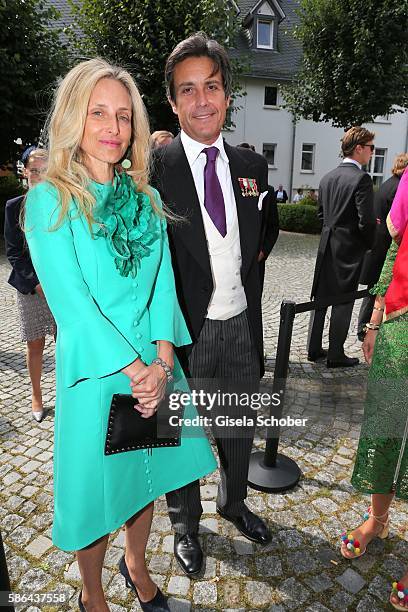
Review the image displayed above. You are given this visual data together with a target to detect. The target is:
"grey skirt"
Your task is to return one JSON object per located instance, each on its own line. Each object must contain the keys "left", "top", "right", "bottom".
{"left": 16, "top": 291, "right": 56, "bottom": 342}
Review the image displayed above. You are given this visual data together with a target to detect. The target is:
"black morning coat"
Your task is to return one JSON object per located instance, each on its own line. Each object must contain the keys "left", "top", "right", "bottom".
{"left": 360, "top": 173, "right": 401, "bottom": 286}
{"left": 4, "top": 195, "right": 39, "bottom": 294}
{"left": 311, "top": 162, "right": 376, "bottom": 298}
{"left": 151, "top": 134, "right": 270, "bottom": 377}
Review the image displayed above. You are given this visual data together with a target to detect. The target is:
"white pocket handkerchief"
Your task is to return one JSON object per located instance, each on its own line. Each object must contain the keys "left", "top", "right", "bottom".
{"left": 258, "top": 191, "right": 268, "bottom": 211}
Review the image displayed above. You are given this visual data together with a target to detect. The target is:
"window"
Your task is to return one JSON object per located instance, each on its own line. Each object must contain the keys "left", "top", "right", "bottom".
{"left": 257, "top": 19, "right": 273, "bottom": 48}
{"left": 264, "top": 86, "right": 278, "bottom": 106}
{"left": 301, "top": 143, "right": 315, "bottom": 172}
{"left": 263, "top": 143, "right": 276, "bottom": 167}
{"left": 365, "top": 147, "right": 387, "bottom": 188}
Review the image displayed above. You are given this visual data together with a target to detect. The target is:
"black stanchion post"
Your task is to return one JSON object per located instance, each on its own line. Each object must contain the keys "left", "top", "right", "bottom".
{"left": 0, "top": 530, "right": 14, "bottom": 611}
{"left": 248, "top": 300, "right": 301, "bottom": 492}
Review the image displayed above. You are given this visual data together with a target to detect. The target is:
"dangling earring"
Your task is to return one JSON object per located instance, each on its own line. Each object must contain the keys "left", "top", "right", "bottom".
{"left": 121, "top": 145, "right": 132, "bottom": 170}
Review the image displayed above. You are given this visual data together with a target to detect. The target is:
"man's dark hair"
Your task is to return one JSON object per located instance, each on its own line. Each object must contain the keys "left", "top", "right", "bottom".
{"left": 165, "top": 31, "right": 232, "bottom": 101}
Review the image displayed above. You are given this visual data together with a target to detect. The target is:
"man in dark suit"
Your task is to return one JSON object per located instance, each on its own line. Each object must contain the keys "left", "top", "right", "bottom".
{"left": 357, "top": 153, "right": 408, "bottom": 338}
{"left": 307, "top": 126, "right": 376, "bottom": 367}
{"left": 152, "top": 32, "right": 271, "bottom": 576}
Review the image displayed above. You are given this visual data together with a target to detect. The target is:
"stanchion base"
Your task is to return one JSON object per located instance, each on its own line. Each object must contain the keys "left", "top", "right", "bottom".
{"left": 248, "top": 451, "right": 301, "bottom": 493}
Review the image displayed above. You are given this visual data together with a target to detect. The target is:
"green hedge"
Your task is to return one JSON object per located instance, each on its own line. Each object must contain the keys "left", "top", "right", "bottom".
{"left": 0, "top": 175, "right": 25, "bottom": 236}
{"left": 277, "top": 203, "right": 321, "bottom": 234}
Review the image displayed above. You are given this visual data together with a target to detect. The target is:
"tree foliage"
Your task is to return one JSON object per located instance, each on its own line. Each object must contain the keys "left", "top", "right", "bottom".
{"left": 68, "top": 0, "right": 245, "bottom": 132}
{"left": 284, "top": 0, "right": 408, "bottom": 127}
{"left": 0, "top": 0, "right": 68, "bottom": 166}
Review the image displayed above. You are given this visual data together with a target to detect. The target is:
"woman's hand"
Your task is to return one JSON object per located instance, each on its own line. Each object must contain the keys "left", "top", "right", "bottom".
{"left": 362, "top": 329, "right": 378, "bottom": 365}
{"left": 130, "top": 364, "right": 167, "bottom": 418}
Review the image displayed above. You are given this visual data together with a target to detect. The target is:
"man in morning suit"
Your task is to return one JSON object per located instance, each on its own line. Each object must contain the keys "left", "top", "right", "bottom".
{"left": 152, "top": 32, "right": 271, "bottom": 576}
{"left": 307, "top": 126, "right": 376, "bottom": 367}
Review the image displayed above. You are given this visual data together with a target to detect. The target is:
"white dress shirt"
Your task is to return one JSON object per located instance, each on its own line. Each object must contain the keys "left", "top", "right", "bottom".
{"left": 180, "top": 130, "right": 247, "bottom": 320}
{"left": 343, "top": 157, "right": 362, "bottom": 170}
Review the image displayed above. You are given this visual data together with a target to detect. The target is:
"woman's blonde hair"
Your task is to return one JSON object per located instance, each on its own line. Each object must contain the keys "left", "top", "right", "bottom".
{"left": 392, "top": 153, "right": 408, "bottom": 177}
{"left": 44, "top": 57, "right": 159, "bottom": 229}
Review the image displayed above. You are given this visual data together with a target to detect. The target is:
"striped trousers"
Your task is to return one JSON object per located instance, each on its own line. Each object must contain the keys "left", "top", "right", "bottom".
{"left": 166, "top": 310, "right": 260, "bottom": 534}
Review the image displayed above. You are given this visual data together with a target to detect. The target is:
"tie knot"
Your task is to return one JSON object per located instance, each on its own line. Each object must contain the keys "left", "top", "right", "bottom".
{"left": 203, "top": 146, "right": 219, "bottom": 162}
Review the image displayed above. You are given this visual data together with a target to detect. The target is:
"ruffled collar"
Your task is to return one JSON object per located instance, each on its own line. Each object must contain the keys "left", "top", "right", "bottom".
{"left": 93, "top": 171, "right": 158, "bottom": 278}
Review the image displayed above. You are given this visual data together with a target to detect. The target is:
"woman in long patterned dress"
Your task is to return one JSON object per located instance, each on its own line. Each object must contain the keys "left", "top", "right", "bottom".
{"left": 340, "top": 167, "right": 408, "bottom": 610}
{"left": 24, "top": 58, "right": 216, "bottom": 612}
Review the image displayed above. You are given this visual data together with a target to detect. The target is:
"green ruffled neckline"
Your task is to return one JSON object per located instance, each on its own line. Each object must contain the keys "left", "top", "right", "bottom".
{"left": 93, "top": 172, "right": 158, "bottom": 278}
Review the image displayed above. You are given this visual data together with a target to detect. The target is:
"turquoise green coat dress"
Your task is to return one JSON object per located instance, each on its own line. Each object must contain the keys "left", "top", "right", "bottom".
{"left": 25, "top": 174, "right": 216, "bottom": 552}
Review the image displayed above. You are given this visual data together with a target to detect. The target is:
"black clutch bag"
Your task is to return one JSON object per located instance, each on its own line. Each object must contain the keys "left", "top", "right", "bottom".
{"left": 104, "top": 393, "right": 182, "bottom": 456}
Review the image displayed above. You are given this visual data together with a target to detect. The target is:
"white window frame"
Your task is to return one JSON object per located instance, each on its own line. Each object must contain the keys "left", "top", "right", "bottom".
{"left": 262, "top": 143, "right": 277, "bottom": 168}
{"left": 300, "top": 143, "right": 315, "bottom": 173}
{"left": 264, "top": 85, "right": 278, "bottom": 108}
{"left": 257, "top": 18, "right": 274, "bottom": 49}
{"left": 366, "top": 147, "right": 387, "bottom": 188}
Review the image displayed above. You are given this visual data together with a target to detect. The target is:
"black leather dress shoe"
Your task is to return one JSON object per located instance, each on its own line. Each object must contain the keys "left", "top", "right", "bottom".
{"left": 327, "top": 356, "right": 359, "bottom": 368}
{"left": 307, "top": 349, "right": 328, "bottom": 362}
{"left": 174, "top": 533, "right": 203, "bottom": 576}
{"left": 217, "top": 505, "right": 271, "bottom": 545}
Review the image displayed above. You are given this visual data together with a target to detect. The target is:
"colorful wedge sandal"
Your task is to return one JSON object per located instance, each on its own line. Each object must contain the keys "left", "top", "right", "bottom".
{"left": 390, "top": 581, "right": 408, "bottom": 610}
{"left": 340, "top": 506, "right": 389, "bottom": 559}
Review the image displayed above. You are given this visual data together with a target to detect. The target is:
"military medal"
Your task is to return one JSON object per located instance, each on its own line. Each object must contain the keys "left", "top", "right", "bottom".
{"left": 238, "top": 177, "right": 259, "bottom": 197}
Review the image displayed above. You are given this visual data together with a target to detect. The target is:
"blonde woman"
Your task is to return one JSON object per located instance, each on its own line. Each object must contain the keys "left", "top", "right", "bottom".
{"left": 24, "top": 58, "right": 216, "bottom": 612}
{"left": 4, "top": 148, "right": 56, "bottom": 422}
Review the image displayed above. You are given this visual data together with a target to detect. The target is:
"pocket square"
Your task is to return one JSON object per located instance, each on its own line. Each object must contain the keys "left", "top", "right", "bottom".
{"left": 258, "top": 191, "right": 268, "bottom": 211}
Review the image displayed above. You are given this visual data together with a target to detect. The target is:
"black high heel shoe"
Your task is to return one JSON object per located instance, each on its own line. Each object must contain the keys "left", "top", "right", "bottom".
{"left": 78, "top": 590, "right": 86, "bottom": 611}
{"left": 118, "top": 556, "right": 169, "bottom": 612}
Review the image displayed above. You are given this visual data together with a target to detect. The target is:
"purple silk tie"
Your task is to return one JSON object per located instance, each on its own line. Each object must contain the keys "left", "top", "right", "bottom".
{"left": 203, "top": 146, "right": 227, "bottom": 237}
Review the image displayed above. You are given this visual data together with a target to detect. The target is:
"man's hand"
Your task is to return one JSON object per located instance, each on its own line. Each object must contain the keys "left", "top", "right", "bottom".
{"left": 258, "top": 251, "right": 265, "bottom": 262}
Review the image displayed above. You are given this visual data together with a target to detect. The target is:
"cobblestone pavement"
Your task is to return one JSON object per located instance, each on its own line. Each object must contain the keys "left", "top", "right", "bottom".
{"left": 1, "top": 232, "right": 407, "bottom": 612}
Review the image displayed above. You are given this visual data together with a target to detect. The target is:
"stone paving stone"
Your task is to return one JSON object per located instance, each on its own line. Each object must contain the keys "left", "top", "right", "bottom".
{"left": 167, "top": 576, "right": 190, "bottom": 596}
{"left": 232, "top": 537, "right": 253, "bottom": 556}
{"left": 335, "top": 567, "right": 366, "bottom": 594}
{"left": 245, "top": 581, "right": 272, "bottom": 606}
{"left": 278, "top": 529, "right": 304, "bottom": 549}
{"left": 149, "top": 554, "right": 172, "bottom": 573}
{"left": 25, "top": 534, "right": 52, "bottom": 558}
{"left": 286, "top": 550, "right": 318, "bottom": 575}
{"left": 193, "top": 582, "right": 217, "bottom": 605}
{"left": 221, "top": 580, "right": 241, "bottom": 606}
{"left": 277, "top": 577, "right": 310, "bottom": 610}
{"left": 202, "top": 501, "right": 217, "bottom": 514}
{"left": 304, "top": 571, "right": 333, "bottom": 593}
{"left": 255, "top": 554, "right": 282, "bottom": 577}
{"left": 329, "top": 590, "right": 355, "bottom": 610}
{"left": 368, "top": 574, "right": 391, "bottom": 601}
{"left": 199, "top": 518, "right": 219, "bottom": 534}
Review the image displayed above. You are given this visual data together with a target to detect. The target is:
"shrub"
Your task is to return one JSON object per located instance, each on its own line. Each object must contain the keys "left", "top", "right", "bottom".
{"left": 277, "top": 203, "right": 321, "bottom": 234}
{"left": 0, "top": 174, "right": 25, "bottom": 236}
{"left": 299, "top": 194, "right": 318, "bottom": 207}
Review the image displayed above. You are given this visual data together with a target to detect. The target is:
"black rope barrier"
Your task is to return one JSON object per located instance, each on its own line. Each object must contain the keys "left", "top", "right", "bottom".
{"left": 248, "top": 288, "right": 369, "bottom": 493}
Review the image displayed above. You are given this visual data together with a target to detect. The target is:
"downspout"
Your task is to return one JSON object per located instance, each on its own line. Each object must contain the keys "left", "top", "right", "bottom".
{"left": 288, "top": 115, "right": 296, "bottom": 200}
{"left": 405, "top": 109, "right": 408, "bottom": 153}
